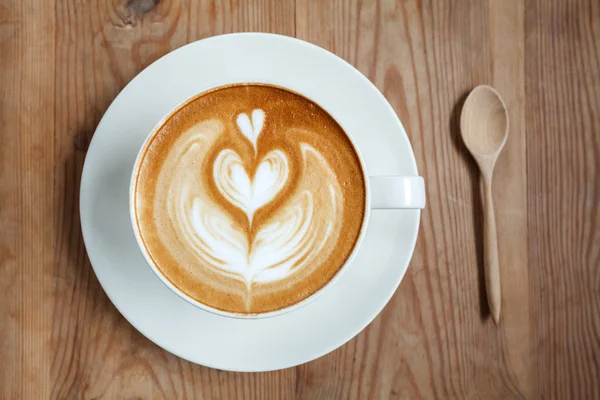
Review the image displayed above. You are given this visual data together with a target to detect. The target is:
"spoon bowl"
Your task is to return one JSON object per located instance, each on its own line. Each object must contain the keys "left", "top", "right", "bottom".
{"left": 461, "top": 85, "right": 509, "bottom": 158}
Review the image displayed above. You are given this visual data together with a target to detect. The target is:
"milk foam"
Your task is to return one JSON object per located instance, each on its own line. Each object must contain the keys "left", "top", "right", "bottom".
{"left": 163, "top": 110, "right": 344, "bottom": 287}
{"left": 213, "top": 148, "right": 289, "bottom": 223}
{"left": 236, "top": 109, "right": 265, "bottom": 150}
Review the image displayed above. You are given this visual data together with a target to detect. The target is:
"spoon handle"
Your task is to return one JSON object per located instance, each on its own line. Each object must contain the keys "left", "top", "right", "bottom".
{"left": 482, "top": 177, "right": 501, "bottom": 323}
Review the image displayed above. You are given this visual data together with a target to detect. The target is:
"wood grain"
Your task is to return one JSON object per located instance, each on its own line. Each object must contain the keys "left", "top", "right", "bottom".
{"left": 525, "top": 0, "right": 600, "bottom": 398}
{"left": 0, "top": 1, "right": 55, "bottom": 398}
{"left": 0, "top": 0, "right": 598, "bottom": 398}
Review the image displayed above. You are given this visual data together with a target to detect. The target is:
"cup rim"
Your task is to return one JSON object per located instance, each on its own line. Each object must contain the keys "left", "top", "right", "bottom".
{"left": 129, "top": 82, "right": 372, "bottom": 319}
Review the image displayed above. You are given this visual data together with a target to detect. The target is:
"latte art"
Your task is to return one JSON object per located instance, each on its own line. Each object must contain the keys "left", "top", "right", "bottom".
{"left": 134, "top": 85, "right": 365, "bottom": 313}
{"left": 169, "top": 110, "right": 343, "bottom": 288}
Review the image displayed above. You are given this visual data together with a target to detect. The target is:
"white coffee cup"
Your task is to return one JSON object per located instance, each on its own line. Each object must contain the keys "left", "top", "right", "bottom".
{"left": 129, "top": 87, "right": 426, "bottom": 319}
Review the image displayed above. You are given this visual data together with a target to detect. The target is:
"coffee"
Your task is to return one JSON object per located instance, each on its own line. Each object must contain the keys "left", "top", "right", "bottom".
{"left": 133, "top": 84, "right": 366, "bottom": 314}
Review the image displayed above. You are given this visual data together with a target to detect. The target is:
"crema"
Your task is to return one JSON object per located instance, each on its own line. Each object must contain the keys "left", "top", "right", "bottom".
{"left": 133, "top": 84, "right": 366, "bottom": 314}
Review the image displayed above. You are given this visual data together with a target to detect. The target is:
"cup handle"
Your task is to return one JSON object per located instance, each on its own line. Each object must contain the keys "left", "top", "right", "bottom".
{"left": 370, "top": 176, "right": 426, "bottom": 209}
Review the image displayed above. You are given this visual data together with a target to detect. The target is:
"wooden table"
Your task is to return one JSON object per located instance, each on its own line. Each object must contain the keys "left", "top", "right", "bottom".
{"left": 1, "top": 0, "right": 598, "bottom": 398}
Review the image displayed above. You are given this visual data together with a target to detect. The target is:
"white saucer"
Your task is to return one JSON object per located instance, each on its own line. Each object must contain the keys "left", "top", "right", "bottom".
{"left": 80, "top": 33, "right": 421, "bottom": 372}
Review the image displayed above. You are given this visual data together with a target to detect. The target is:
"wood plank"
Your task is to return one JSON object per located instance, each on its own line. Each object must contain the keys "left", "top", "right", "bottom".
{"left": 489, "top": 0, "right": 530, "bottom": 396}
{"left": 50, "top": 0, "right": 296, "bottom": 398}
{"left": 296, "top": 0, "right": 528, "bottom": 398}
{"left": 0, "top": 1, "right": 55, "bottom": 398}
{"left": 525, "top": 0, "right": 600, "bottom": 398}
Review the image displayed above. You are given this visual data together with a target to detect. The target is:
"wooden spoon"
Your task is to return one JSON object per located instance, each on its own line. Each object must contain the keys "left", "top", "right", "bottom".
{"left": 460, "top": 85, "right": 509, "bottom": 324}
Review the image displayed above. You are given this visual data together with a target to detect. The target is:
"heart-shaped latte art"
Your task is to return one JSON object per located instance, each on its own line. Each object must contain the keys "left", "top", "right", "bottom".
{"left": 213, "top": 148, "right": 289, "bottom": 223}
{"left": 236, "top": 109, "right": 265, "bottom": 151}
{"left": 151, "top": 116, "right": 345, "bottom": 293}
